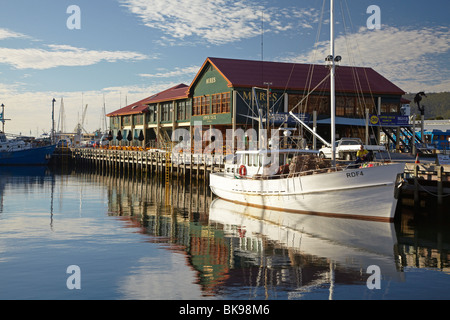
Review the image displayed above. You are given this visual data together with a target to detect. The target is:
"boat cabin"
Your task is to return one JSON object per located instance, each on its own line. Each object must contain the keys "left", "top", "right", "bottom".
{"left": 224, "top": 149, "right": 318, "bottom": 178}
{"left": 0, "top": 132, "right": 28, "bottom": 152}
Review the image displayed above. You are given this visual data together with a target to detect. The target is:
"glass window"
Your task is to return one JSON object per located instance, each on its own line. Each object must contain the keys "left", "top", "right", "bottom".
{"left": 221, "top": 92, "right": 230, "bottom": 113}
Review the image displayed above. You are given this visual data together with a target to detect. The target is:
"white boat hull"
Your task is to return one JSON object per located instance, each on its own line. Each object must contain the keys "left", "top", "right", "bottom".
{"left": 210, "top": 163, "right": 405, "bottom": 222}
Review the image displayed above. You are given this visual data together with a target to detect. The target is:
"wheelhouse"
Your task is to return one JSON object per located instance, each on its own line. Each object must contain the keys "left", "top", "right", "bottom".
{"left": 224, "top": 149, "right": 318, "bottom": 177}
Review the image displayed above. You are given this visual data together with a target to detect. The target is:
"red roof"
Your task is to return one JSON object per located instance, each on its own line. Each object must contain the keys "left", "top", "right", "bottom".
{"left": 195, "top": 57, "right": 405, "bottom": 95}
{"left": 108, "top": 57, "right": 405, "bottom": 117}
{"left": 106, "top": 83, "right": 188, "bottom": 117}
{"left": 145, "top": 83, "right": 189, "bottom": 104}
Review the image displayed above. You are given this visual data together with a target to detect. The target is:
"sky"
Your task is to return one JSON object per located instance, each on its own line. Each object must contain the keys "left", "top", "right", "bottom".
{"left": 0, "top": 0, "right": 448, "bottom": 136}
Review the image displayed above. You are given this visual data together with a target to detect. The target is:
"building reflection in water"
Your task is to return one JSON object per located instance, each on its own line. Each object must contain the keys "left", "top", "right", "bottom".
{"left": 80, "top": 170, "right": 450, "bottom": 298}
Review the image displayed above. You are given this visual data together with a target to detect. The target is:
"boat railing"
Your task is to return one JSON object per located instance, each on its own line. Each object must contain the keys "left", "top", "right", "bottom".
{"left": 246, "top": 161, "right": 385, "bottom": 180}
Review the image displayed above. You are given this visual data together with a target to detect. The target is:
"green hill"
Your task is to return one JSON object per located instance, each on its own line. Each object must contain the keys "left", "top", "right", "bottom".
{"left": 403, "top": 92, "right": 450, "bottom": 119}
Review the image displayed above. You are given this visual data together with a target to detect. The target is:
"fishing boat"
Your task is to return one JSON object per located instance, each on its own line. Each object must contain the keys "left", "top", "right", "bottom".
{"left": 209, "top": 0, "right": 405, "bottom": 222}
{"left": 0, "top": 132, "right": 56, "bottom": 165}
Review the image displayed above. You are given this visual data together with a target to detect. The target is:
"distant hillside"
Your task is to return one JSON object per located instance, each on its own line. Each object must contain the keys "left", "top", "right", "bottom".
{"left": 403, "top": 92, "right": 450, "bottom": 119}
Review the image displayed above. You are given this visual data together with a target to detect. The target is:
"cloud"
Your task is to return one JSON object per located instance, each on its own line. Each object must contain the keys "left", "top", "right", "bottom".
{"left": 283, "top": 26, "right": 450, "bottom": 93}
{"left": 0, "top": 44, "right": 148, "bottom": 70}
{"left": 0, "top": 28, "right": 27, "bottom": 40}
{"left": 139, "top": 66, "right": 199, "bottom": 79}
{"left": 1, "top": 81, "right": 182, "bottom": 135}
{"left": 120, "top": 0, "right": 318, "bottom": 45}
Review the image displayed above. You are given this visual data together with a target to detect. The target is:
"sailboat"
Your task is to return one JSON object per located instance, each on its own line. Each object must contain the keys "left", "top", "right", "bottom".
{"left": 209, "top": 0, "right": 405, "bottom": 222}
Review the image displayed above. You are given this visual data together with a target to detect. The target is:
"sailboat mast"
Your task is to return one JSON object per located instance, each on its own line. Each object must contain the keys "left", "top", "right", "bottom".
{"left": 330, "top": 0, "right": 336, "bottom": 166}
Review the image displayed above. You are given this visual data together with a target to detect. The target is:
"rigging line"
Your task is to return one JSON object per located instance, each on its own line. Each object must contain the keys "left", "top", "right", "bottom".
{"left": 341, "top": 0, "right": 385, "bottom": 149}
{"left": 342, "top": 0, "right": 377, "bottom": 114}
{"left": 235, "top": 90, "right": 259, "bottom": 118}
{"left": 281, "top": 0, "right": 326, "bottom": 100}
{"left": 268, "top": 91, "right": 288, "bottom": 114}
{"left": 277, "top": 73, "right": 330, "bottom": 132}
{"left": 339, "top": 1, "right": 367, "bottom": 115}
{"left": 301, "top": 0, "right": 327, "bottom": 115}
{"left": 290, "top": 73, "right": 331, "bottom": 114}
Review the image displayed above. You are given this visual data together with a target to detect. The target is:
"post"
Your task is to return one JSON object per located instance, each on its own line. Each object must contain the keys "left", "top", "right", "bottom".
{"left": 313, "top": 110, "right": 317, "bottom": 150}
{"left": 412, "top": 114, "right": 416, "bottom": 155}
{"left": 377, "top": 96, "right": 382, "bottom": 148}
{"left": 437, "top": 165, "right": 443, "bottom": 206}
{"left": 232, "top": 90, "right": 237, "bottom": 153}
{"left": 421, "top": 114, "right": 425, "bottom": 145}
{"left": 414, "top": 165, "right": 419, "bottom": 206}
{"left": 365, "top": 108, "right": 369, "bottom": 145}
{"left": 52, "top": 98, "right": 56, "bottom": 144}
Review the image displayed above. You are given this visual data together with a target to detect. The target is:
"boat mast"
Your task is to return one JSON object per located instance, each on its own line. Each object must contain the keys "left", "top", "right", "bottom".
{"left": 330, "top": 0, "right": 336, "bottom": 167}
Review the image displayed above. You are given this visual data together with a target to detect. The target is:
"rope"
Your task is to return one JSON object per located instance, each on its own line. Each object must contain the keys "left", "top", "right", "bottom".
{"left": 414, "top": 180, "right": 450, "bottom": 198}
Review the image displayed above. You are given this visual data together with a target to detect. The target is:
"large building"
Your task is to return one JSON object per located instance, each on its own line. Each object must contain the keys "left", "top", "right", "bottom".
{"left": 107, "top": 57, "right": 407, "bottom": 152}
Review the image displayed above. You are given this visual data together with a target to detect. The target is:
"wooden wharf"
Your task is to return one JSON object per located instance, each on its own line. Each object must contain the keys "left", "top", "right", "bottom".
{"left": 402, "top": 162, "right": 450, "bottom": 207}
{"left": 65, "top": 147, "right": 225, "bottom": 186}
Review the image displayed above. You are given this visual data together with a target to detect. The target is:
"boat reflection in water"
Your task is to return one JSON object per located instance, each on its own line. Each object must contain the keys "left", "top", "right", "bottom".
{"left": 208, "top": 198, "right": 404, "bottom": 298}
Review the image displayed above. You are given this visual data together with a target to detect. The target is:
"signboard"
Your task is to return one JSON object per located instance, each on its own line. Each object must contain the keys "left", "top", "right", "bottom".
{"left": 369, "top": 115, "right": 409, "bottom": 126}
{"left": 270, "top": 112, "right": 309, "bottom": 125}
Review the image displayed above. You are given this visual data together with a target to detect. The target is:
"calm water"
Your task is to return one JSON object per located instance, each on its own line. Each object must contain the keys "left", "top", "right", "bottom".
{"left": 0, "top": 166, "right": 449, "bottom": 301}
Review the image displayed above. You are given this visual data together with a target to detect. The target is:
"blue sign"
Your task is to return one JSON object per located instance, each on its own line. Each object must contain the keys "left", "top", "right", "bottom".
{"left": 369, "top": 114, "right": 409, "bottom": 126}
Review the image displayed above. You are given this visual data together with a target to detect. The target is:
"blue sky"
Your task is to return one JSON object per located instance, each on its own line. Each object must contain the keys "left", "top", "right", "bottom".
{"left": 0, "top": 0, "right": 449, "bottom": 135}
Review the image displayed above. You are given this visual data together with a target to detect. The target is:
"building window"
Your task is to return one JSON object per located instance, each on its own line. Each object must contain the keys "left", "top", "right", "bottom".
{"left": 161, "top": 102, "right": 171, "bottom": 122}
{"left": 111, "top": 117, "right": 120, "bottom": 129}
{"left": 381, "top": 102, "right": 399, "bottom": 114}
{"left": 176, "top": 100, "right": 191, "bottom": 121}
{"left": 221, "top": 92, "right": 230, "bottom": 113}
{"left": 288, "top": 94, "right": 329, "bottom": 115}
{"left": 133, "top": 114, "right": 143, "bottom": 125}
{"left": 122, "top": 115, "right": 131, "bottom": 126}
{"left": 212, "top": 94, "right": 220, "bottom": 114}
{"left": 147, "top": 105, "right": 157, "bottom": 123}
{"left": 193, "top": 96, "right": 210, "bottom": 115}
{"left": 357, "top": 97, "right": 376, "bottom": 116}
{"left": 193, "top": 97, "right": 200, "bottom": 115}
{"left": 185, "top": 100, "right": 191, "bottom": 120}
{"left": 211, "top": 92, "right": 230, "bottom": 114}
{"left": 202, "top": 95, "right": 210, "bottom": 114}
{"left": 336, "top": 96, "right": 357, "bottom": 117}
{"left": 177, "top": 101, "right": 185, "bottom": 120}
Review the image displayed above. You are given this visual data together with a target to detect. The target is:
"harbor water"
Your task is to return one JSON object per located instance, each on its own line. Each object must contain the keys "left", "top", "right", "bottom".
{"left": 0, "top": 166, "right": 449, "bottom": 301}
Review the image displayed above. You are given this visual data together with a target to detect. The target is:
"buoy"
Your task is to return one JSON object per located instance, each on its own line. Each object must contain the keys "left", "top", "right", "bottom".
{"left": 415, "top": 153, "right": 420, "bottom": 164}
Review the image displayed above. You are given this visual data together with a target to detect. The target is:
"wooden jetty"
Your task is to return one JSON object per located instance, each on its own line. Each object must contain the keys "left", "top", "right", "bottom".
{"left": 402, "top": 162, "right": 450, "bottom": 206}
{"left": 55, "top": 147, "right": 225, "bottom": 187}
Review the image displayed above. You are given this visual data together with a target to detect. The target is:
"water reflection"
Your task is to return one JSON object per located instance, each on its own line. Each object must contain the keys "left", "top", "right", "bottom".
{"left": 1, "top": 166, "right": 449, "bottom": 299}
{"left": 209, "top": 198, "right": 404, "bottom": 299}
{"left": 97, "top": 169, "right": 449, "bottom": 299}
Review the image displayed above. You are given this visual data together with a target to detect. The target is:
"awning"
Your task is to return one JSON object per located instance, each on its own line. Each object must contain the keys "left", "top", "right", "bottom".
{"left": 316, "top": 116, "right": 411, "bottom": 127}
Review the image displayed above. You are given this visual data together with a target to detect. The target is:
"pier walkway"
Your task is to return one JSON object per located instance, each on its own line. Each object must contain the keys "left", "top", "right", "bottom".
{"left": 58, "top": 147, "right": 225, "bottom": 186}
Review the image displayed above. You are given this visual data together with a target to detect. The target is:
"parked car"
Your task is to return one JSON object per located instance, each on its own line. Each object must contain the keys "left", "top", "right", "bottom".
{"left": 319, "top": 138, "right": 385, "bottom": 161}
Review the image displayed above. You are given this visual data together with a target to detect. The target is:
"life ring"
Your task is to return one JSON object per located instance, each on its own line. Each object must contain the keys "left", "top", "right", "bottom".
{"left": 239, "top": 165, "right": 247, "bottom": 177}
